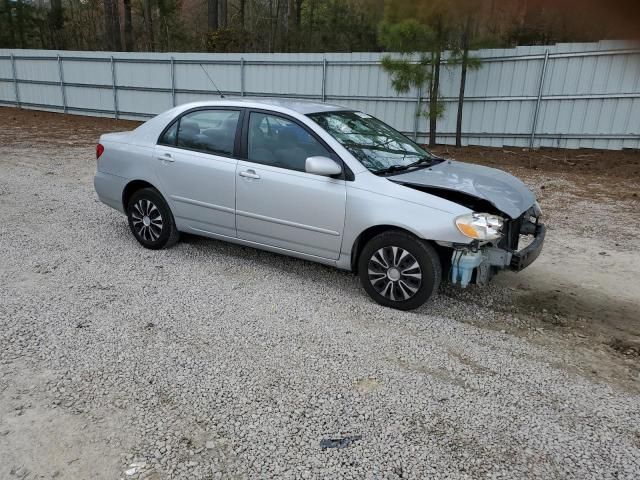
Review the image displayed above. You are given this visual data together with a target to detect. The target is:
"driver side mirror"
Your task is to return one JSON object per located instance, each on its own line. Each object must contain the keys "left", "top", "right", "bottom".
{"left": 305, "top": 156, "right": 342, "bottom": 177}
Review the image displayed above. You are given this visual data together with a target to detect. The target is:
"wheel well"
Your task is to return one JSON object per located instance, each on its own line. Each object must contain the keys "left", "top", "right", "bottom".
{"left": 350, "top": 225, "right": 409, "bottom": 273}
{"left": 122, "top": 180, "right": 157, "bottom": 210}
{"left": 350, "top": 225, "right": 450, "bottom": 274}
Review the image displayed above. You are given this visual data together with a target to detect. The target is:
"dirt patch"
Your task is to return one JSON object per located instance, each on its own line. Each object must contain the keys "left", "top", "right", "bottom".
{"left": 429, "top": 144, "right": 640, "bottom": 184}
{"left": 0, "top": 107, "right": 141, "bottom": 148}
{"left": 0, "top": 361, "right": 130, "bottom": 480}
{"left": 609, "top": 338, "right": 640, "bottom": 358}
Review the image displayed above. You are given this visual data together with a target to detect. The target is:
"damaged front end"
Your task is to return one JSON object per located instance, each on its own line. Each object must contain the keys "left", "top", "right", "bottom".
{"left": 448, "top": 204, "right": 545, "bottom": 288}
{"left": 389, "top": 162, "right": 545, "bottom": 288}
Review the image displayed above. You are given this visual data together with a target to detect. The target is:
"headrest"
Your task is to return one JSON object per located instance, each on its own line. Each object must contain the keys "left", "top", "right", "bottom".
{"left": 278, "top": 125, "right": 301, "bottom": 144}
{"left": 179, "top": 119, "right": 200, "bottom": 136}
{"left": 222, "top": 116, "right": 238, "bottom": 132}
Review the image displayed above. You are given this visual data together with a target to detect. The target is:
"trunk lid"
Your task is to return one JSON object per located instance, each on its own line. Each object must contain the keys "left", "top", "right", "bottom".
{"left": 99, "top": 131, "right": 133, "bottom": 143}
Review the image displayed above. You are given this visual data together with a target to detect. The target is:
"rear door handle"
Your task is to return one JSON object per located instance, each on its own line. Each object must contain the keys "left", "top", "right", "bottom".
{"left": 239, "top": 169, "right": 260, "bottom": 179}
{"left": 157, "top": 153, "right": 174, "bottom": 162}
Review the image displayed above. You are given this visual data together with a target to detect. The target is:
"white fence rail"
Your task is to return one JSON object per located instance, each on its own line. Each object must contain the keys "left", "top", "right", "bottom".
{"left": 1, "top": 40, "right": 639, "bottom": 150}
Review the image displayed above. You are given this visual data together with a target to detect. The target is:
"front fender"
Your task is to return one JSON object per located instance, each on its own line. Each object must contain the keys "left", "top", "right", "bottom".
{"left": 337, "top": 183, "right": 473, "bottom": 270}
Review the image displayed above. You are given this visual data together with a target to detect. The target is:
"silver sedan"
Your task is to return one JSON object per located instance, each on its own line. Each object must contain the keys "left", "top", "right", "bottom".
{"left": 94, "top": 99, "right": 545, "bottom": 310}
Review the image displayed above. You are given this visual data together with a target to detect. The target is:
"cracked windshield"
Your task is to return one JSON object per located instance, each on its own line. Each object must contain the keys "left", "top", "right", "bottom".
{"left": 309, "top": 111, "right": 437, "bottom": 173}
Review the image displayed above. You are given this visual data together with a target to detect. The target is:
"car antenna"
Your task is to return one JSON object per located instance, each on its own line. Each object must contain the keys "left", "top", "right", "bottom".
{"left": 199, "top": 64, "right": 225, "bottom": 98}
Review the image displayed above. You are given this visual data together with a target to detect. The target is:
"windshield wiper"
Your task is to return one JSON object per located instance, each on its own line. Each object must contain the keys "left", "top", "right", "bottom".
{"left": 404, "top": 157, "right": 434, "bottom": 169}
{"left": 372, "top": 164, "right": 411, "bottom": 175}
{"left": 372, "top": 157, "right": 434, "bottom": 176}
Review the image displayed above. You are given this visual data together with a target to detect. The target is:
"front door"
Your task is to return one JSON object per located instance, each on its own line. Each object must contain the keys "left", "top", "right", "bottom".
{"left": 154, "top": 108, "right": 241, "bottom": 238}
{"left": 235, "top": 111, "right": 346, "bottom": 260}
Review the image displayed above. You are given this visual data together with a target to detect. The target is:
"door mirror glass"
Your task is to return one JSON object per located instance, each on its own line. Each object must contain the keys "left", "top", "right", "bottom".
{"left": 305, "top": 156, "right": 342, "bottom": 176}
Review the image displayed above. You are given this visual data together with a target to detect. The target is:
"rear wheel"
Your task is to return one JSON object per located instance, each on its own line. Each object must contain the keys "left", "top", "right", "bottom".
{"left": 358, "top": 231, "right": 441, "bottom": 310}
{"left": 126, "top": 188, "right": 179, "bottom": 250}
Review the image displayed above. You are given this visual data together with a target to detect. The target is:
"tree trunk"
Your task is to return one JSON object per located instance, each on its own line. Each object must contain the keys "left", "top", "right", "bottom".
{"left": 208, "top": 0, "right": 219, "bottom": 31}
{"left": 4, "top": 0, "right": 16, "bottom": 47}
{"left": 309, "top": 0, "right": 316, "bottom": 42}
{"left": 123, "top": 0, "right": 134, "bottom": 51}
{"left": 145, "top": 0, "right": 155, "bottom": 51}
{"left": 455, "top": 18, "right": 470, "bottom": 148}
{"left": 49, "top": 0, "right": 65, "bottom": 48}
{"left": 429, "top": 49, "right": 441, "bottom": 146}
{"left": 103, "top": 0, "right": 122, "bottom": 51}
{"left": 239, "top": 0, "right": 245, "bottom": 27}
{"left": 295, "top": 0, "right": 302, "bottom": 28}
{"left": 220, "top": 0, "right": 227, "bottom": 27}
{"left": 16, "top": 0, "right": 26, "bottom": 48}
{"left": 286, "top": 0, "right": 295, "bottom": 51}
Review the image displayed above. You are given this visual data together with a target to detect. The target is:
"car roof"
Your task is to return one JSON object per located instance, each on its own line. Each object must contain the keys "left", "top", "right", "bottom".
{"left": 175, "top": 97, "right": 350, "bottom": 115}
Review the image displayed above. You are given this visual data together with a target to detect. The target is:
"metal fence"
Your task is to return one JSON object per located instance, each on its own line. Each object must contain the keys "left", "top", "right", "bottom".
{"left": 1, "top": 40, "right": 639, "bottom": 150}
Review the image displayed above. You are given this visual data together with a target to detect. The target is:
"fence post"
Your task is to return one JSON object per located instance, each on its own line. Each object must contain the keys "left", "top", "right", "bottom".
{"left": 110, "top": 56, "right": 119, "bottom": 119}
{"left": 240, "top": 57, "right": 245, "bottom": 97}
{"left": 321, "top": 58, "right": 327, "bottom": 102}
{"left": 413, "top": 86, "right": 422, "bottom": 141}
{"left": 170, "top": 57, "right": 176, "bottom": 107}
{"left": 57, "top": 55, "right": 67, "bottom": 113}
{"left": 530, "top": 49, "right": 549, "bottom": 149}
{"left": 10, "top": 54, "right": 20, "bottom": 108}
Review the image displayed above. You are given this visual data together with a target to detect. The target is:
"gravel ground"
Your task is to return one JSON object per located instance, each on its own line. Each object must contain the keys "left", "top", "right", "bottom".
{"left": 1, "top": 108, "right": 639, "bottom": 479}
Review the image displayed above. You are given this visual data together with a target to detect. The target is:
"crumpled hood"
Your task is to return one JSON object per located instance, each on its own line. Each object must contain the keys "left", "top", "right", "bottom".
{"left": 390, "top": 160, "right": 536, "bottom": 218}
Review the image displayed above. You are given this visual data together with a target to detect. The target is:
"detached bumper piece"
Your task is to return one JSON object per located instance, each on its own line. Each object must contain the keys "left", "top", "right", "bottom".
{"left": 510, "top": 223, "right": 546, "bottom": 271}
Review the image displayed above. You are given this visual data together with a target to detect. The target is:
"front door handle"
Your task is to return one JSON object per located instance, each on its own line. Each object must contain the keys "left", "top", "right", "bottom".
{"left": 239, "top": 169, "right": 260, "bottom": 179}
{"left": 157, "top": 153, "right": 174, "bottom": 162}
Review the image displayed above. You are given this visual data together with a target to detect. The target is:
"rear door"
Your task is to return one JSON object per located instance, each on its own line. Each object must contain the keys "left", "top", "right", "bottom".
{"left": 154, "top": 108, "right": 242, "bottom": 238}
{"left": 235, "top": 110, "right": 346, "bottom": 260}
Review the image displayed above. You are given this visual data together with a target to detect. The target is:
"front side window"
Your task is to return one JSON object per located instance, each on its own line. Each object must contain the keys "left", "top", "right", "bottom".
{"left": 308, "top": 111, "right": 438, "bottom": 174}
{"left": 162, "top": 109, "right": 240, "bottom": 156}
{"left": 247, "top": 112, "right": 330, "bottom": 172}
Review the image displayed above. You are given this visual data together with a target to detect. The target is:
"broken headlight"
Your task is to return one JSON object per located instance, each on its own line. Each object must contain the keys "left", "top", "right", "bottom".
{"left": 455, "top": 213, "right": 504, "bottom": 241}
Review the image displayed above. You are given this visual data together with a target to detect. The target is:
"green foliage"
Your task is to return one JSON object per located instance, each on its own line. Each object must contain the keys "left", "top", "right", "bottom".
{"left": 0, "top": 0, "right": 630, "bottom": 53}
{"left": 206, "top": 25, "right": 248, "bottom": 52}
{"left": 380, "top": 55, "right": 429, "bottom": 93}
{"left": 378, "top": 19, "right": 434, "bottom": 53}
{"left": 379, "top": 13, "right": 449, "bottom": 122}
{"left": 425, "top": 98, "right": 445, "bottom": 120}
{"left": 0, "top": 0, "right": 48, "bottom": 49}
{"left": 466, "top": 55, "right": 481, "bottom": 70}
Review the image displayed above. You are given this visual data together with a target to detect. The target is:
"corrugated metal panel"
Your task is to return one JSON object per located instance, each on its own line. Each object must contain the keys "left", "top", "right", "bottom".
{"left": 0, "top": 82, "right": 15, "bottom": 101}
{"left": 0, "top": 40, "right": 638, "bottom": 150}
{"left": 65, "top": 86, "right": 116, "bottom": 112}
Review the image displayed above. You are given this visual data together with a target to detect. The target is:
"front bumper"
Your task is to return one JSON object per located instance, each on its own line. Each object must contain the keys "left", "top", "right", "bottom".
{"left": 510, "top": 223, "right": 546, "bottom": 271}
{"left": 450, "top": 218, "right": 545, "bottom": 287}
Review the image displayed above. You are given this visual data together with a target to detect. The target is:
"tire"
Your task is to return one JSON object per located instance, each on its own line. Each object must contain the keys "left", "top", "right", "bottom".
{"left": 126, "top": 187, "right": 180, "bottom": 250}
{"left": 358, "top": 230, "right": 441, "bottom": 310}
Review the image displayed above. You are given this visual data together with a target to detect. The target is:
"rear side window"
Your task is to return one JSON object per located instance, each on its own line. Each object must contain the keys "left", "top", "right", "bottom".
{"left": 159, "top": 121, "right": 178, "bottom": 146}
{"left": 247, "top": 112, "right": 330, "bottom": 172}
{"left": 160, "top": 109, "right": 240, "bottom": 156}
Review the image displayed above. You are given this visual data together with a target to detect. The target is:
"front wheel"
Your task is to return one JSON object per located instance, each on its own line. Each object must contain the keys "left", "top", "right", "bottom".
{"left": 126, "top": 187, "right": 180, "bottom": 250}
{"left": 358, "top": 231, "right": 441, "bottom": 310}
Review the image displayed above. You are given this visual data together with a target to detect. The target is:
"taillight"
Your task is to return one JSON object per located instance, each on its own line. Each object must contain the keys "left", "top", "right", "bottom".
{"left": 96, "top": 143, "right": 105, "bottom": 159}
